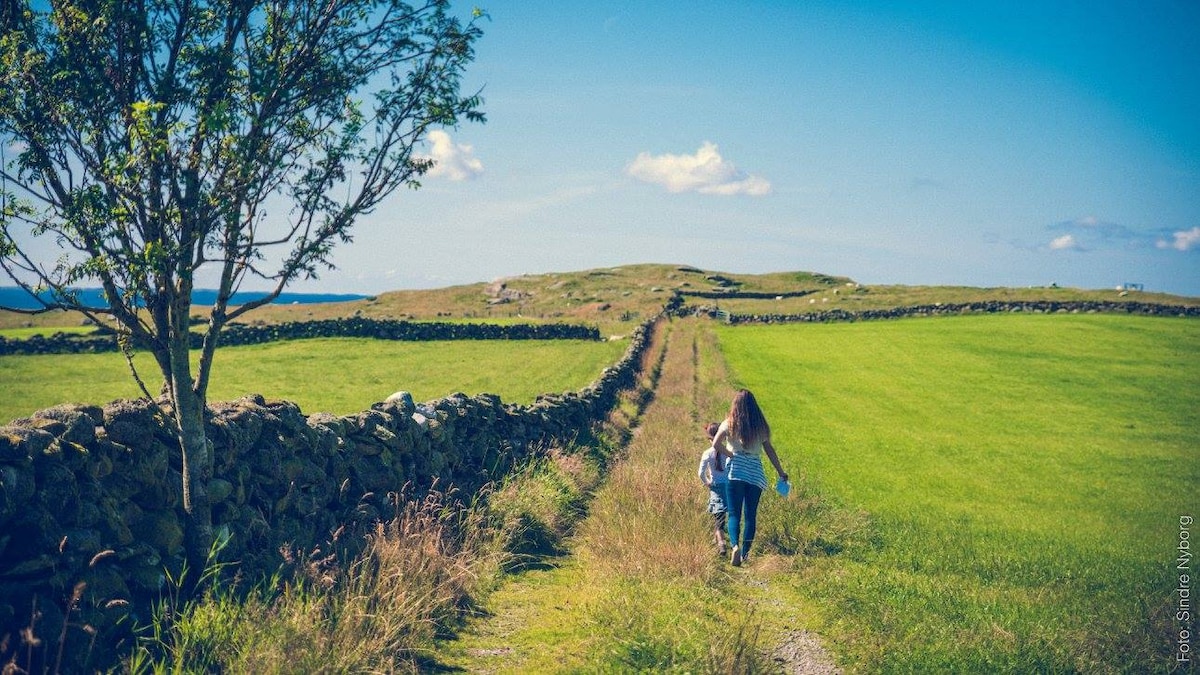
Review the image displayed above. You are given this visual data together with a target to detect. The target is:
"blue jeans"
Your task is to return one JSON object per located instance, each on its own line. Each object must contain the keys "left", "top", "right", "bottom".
{"left": 725, "top": 480, "right": 762, "bottom": 554}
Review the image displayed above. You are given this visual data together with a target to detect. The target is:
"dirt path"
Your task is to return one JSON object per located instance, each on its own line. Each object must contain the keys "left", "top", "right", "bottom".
{"left": 438, "top": 318, "right": 841, "bottom": 673}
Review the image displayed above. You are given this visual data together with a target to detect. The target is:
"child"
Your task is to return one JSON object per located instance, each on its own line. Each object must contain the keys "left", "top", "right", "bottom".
{"left": 697, "top": 422, "right": 731, "bottom": 554}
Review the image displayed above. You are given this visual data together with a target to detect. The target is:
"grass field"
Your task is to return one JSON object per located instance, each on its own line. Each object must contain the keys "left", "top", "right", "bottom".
{"left": 716, "top": 314, "right": 1199, "bottom": 671}
{"left": 0, "top": 326, "right": 96, "bottom": 339}
{"left": 0, "top": 336, "right": 626, "bottom": 423}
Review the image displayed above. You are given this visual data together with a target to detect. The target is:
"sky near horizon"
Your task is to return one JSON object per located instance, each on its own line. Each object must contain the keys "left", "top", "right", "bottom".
{"left": 13, "top": 1, "right": 1200, "bottom": 297}
{"left": 337, "top": 0, "right": 1198, "bottom": 296}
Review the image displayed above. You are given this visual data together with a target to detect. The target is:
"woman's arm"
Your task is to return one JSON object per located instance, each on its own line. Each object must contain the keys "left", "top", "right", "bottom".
{"left": 762, "top": 437, "right": 788, "bottom": 482}
{"left": 712, "top": 424, "right": 733, "bottom": 458}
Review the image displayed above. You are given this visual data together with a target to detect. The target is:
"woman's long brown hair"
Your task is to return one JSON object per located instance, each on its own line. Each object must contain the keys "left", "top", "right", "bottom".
{"left": 727, "top": 389, "right": 770, "bottom": 447}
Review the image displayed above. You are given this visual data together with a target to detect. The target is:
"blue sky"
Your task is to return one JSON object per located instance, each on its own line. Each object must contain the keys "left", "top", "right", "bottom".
{"left": 297, "top": 2, "right": 1199, "bottom": 295}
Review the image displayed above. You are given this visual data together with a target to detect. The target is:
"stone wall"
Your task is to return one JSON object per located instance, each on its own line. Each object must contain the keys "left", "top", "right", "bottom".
{"left": 683, "top": 300, "right": 1200, "bottom": 323}
{"left": 676, "top": 289, "right": 818, "bottom": 300}
{"left": 0, "top": 319, "right": 653, "bottom": 669}
{"left": 0, "top": 317, "right": 601, "bottom": 356}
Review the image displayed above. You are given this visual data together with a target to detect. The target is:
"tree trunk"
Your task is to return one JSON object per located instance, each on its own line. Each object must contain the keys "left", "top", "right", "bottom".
{"left": 175, "top": 382, "right": 214, "bottom": 582}
{"left": 168, "top": 325, "right": 214, "bottom": 582}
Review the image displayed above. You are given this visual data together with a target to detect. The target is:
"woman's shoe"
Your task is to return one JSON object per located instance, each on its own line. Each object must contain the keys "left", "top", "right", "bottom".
{"left": 730, "top": 546, "right": 742, "bottom": 567}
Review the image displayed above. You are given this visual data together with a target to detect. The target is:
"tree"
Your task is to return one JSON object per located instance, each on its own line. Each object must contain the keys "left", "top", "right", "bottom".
{"left": 0, "top": 0, "right": 485, "bottom": 570}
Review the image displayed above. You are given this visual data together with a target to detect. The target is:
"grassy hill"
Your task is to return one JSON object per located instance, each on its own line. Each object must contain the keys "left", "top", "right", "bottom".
{"left": 2, "top": 263, "right": 1195, "bottom": 334}
{"left": 222, "top": 264, "right": 853, "bottom": 330}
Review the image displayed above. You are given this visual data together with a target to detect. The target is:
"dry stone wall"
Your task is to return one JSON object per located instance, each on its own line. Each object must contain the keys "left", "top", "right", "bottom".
{"left": 0, "top": 319, "right": 652, "bottom": 669}
{"left": 676, "top": 289, "right": 819, "bottom": 300}
{"left": 0, "top": 317, "right": 601, "bottom": 356}
{"left": 684, "top": 299, "right": 1200, "bottom": 323}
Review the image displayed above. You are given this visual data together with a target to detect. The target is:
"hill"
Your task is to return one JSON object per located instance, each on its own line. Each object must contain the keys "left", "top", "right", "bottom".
{"left": 2, "top": 263, "right": 1196, "bottom": 332}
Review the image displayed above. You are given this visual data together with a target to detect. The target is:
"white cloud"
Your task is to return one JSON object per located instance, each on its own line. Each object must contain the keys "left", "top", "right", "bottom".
{"left": 1049, "top": 234, "right": 1081, "bottom": 251}
{"left": 1157, "top": 227, "right": 1200, "bottom": 252}
{"left": 420, "top": 130, "right": 483, "bottom": 181}
{"left": 626, "top": 142, "right": 771, "bottom": 196}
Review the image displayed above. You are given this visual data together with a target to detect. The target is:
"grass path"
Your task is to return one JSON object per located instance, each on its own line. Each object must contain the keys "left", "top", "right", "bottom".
{"left": 435, "top": 318, "right": 841, "bottom": 673}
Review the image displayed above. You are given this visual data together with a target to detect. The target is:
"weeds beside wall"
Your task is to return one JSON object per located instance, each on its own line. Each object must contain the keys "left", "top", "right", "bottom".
{"left": 0, "top": 320, "right": 653, "bottom": 671}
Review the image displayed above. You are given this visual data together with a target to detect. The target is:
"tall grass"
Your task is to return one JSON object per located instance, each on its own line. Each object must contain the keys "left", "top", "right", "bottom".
{"left": 125, "top": 487, "right": 508, "bottom": 673}
{"left": 581, "top": 321, "right": 713, "bottom": 580}
{"left": 538, "top": 320, "right": 777, "bottom": 672}
{"left": 717, "top": 314, "right": 1199, "bottom": 671}
{"left": 488, "top": 445, "right": 606, "bottom": 569}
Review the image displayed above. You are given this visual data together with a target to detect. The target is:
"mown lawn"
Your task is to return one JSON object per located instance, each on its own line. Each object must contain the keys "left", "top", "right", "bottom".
{"left": 716, "top": 314, "right": 1199, "bottom": 672}
{"left": 0, "top": 336, "right": 627, "bottom": 423}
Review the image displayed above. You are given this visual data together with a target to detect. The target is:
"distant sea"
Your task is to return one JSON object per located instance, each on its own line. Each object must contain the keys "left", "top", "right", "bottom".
{"left": 0, "top": 287, "right": 371, "bottom": 310}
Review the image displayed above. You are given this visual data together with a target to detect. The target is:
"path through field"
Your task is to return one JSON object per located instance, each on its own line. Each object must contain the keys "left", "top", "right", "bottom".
{"left": 437, "top": 318, "right": 841, "bottom": 673}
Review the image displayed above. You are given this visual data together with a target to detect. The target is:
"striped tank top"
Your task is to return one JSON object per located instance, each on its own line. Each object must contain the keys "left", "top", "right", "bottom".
{"left": 719, "top": 419, "right": 769, "bottom": 490}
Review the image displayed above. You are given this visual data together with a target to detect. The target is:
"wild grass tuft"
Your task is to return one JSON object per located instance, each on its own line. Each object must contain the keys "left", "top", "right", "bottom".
{"left": 488, "top": 444, "right": 605, "bottom": 569}
{"left": 584, "top": 580, "right": 775, "bottom": 673}
{"left": 755, "top": 479, "right": 875, "bottom": 558}
{"left": 580, "top": 429, "right": 716, "bottom": 582}
{"left": 124, "top": 487, "right": 509, "bottom": 673}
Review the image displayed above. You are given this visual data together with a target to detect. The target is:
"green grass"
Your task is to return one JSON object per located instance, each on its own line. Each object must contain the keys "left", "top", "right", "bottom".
{"left": 0, "top": 336, "right": 626, "bottom": 423}
{"left": 716, "top": 314, "right": 1199, "bottom": 672}
{"left": 0, "top": 325, "right": 96, "bottom": 339}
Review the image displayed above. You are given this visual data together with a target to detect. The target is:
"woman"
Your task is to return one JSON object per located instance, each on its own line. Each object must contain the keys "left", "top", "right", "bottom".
{"left": 713, "top": 389, "right": 788, "bottom": 566}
